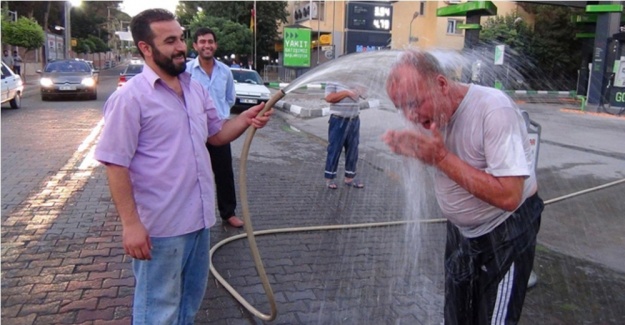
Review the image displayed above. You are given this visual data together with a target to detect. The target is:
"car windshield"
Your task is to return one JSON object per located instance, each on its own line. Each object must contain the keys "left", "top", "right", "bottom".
{"left": 125, "top": 64, "right": 144, "bottom": 74}
{"left": 45, "top": 61, "right": 90, "bottom": 73}
{"left": 231, "top": 70, "right": 263, "bottom": 85}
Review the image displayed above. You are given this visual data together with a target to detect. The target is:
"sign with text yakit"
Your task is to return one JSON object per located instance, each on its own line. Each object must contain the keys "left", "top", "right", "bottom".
{"left": 283, "top": 27, "right": 311, "bottom": 68}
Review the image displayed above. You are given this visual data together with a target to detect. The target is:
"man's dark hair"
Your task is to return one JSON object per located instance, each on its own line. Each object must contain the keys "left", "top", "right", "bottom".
{"left": 130, "top": 8, "right": 176, "bottom": 58}
{"left": 193, "top": 27, "right": 217, "bottom": 43}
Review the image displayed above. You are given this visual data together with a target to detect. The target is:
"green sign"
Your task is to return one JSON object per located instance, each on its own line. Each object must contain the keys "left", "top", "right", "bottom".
{"left": 494, "top": 44, "right": 505, "bottom": 65}
{"left": 283, "top": 27, "right": 311, "bottom": 68}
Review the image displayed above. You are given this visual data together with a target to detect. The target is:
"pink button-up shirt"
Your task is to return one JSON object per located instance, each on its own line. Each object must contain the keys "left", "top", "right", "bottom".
{"left": 94, "top": 64, "right": 224, "bottom": 237}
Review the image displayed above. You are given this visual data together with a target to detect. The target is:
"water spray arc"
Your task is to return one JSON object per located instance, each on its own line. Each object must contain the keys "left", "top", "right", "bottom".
{"left": 209, "top": 50, "right": 625, "bottom": 321}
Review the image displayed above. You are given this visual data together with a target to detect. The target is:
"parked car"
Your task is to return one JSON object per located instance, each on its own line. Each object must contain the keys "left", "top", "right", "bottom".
{"left": 38, "top": 60, "right": 98, "bottom": 100}
{"left": 230, "top": 68, "right": 271, "bottom": 113}
{"left": 118, "top": 62, "right": 144, "bottom": 89}
{"left": 1, "top": 62, "right": 24, "bottom": 109}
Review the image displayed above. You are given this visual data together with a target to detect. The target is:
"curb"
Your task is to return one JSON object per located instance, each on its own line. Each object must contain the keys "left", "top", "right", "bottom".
{"left": 273, "top": 99, "right": 380, "bottom": 118}
{"left": 504, "top": 90, "right": 576, "bottom": 97}
{"left": 267, "top": 82, "right": 326, "bottom": 89}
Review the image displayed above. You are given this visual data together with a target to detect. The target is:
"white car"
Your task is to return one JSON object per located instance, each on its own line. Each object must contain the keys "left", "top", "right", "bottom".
{"left": 230, "top": 68, "right": 271, "bottom": 113}
{"left": 1, "top": 61, "right": 24, "bottom": 109}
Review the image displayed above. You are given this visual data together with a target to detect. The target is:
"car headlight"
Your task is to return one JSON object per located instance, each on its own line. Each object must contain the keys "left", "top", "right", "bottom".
{"left": 260, "top": 93, "right": 270, "bottom": 100}
{"left": 40, "top": 78, "right": 53, "bottom": 87}
{"left": 81, "top": 77, "right": 96, "bottom": 87}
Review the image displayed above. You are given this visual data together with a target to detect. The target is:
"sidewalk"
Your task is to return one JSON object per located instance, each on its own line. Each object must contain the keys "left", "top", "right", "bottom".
{"left": 2, "top": 93, "right": 624, "bottom": 324}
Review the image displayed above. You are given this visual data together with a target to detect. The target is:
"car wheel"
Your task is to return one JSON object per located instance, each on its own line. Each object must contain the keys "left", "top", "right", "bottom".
{"left": 41, "top": 94, "right": 50, "bottom": 101}
{"left": 9, "top": 93, "right": 21, "bottom": 109}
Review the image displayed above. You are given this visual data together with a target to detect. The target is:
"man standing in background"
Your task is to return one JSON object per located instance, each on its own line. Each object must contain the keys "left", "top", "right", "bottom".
{"left": 3, "top": 50, "right": 14, "bottom": 69}
{"left": 323, "top": 82, "right": 365, "bottom": 189}
{"left": 12, "top": 50, "right": 22, "bottom": 76}
{"left": 187, "top": 27, "right": 244, "bottom": 228}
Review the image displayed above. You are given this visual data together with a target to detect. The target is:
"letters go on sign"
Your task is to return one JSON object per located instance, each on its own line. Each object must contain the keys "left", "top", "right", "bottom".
{"left": 283, "top": 27, "right": 311, "bottom": 68}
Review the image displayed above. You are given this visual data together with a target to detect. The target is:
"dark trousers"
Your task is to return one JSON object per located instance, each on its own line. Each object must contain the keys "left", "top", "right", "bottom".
{"left": 444, "top": 193, "right": 543, "bottom": 325}
{"left": 324, "top": 115, "right": 360, "bottom": 180}
{"left": 13, "top": 65, "right": 20, "bottom": 75}
{"left": 207, "top": 142, "right": 236, "bottom": 220}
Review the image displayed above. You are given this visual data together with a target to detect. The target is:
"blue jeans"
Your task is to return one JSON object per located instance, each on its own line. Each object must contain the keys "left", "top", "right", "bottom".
{"left": 132, "top": 228, "right": 210, "bottom": 325}
{"left": 324, "top": 115, "right": 360, "bottom": 179}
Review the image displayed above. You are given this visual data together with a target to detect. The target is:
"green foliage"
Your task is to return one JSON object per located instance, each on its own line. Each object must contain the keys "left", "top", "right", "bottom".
{"left": 2, "top": 16, "right": 45, "bottom": 51}
{"left": 74, "top": 38, "right": 96, "bottom": 54}
{"left": 529, "top": 4, "right": 583, "bottom": 86}
{"left": 87, "top": 35, "right": 109, "bottom": 53}
{"left": 480, "top": 4, "right": 584, "bottom": 90}
{"left": 480, "top": 12, "right": 532, "bottom": 50}
{"left": 178, "top": 1, "right": 288, "bottom": 65}
{"left": 2, "top": 1, "right": 123, "bottom": 51}
{"left": 189, "top": 12, "right": 252, "bottom": 58}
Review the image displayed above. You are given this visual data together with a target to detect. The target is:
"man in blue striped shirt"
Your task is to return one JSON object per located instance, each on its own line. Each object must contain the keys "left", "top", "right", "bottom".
{"left": 324, "top": 82, "right": 365, "bottom": 189}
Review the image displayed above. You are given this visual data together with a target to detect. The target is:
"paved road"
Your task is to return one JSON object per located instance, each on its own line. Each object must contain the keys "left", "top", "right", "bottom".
{"left": 2, "top": 66, "right": 625, "bottom": 324}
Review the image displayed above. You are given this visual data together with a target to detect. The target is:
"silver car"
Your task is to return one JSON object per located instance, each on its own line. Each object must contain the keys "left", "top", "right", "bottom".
{"left": 38, "top": 60, "right": 98, "bottom": 101}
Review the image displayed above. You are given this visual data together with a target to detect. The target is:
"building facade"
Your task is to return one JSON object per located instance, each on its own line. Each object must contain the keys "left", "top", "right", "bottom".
{"left": 280, "top": 0, "right": 530, "bottom": 69}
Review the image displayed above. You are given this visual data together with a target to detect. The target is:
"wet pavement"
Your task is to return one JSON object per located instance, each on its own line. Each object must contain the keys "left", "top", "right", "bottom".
{"left": 2, "top": 89, "right": 625, "bottom": 324}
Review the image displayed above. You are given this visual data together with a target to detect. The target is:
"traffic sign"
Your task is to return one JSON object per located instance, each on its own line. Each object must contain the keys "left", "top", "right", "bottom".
{"left": 319, "top": 34, "right": 332, "bottom": 45}
{"left": 283, "top": 27, "right": 311, "bottom": 68}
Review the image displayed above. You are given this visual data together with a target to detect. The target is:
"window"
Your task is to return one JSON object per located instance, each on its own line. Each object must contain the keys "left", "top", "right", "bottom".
{"left": 420, "top": 1, "right": 425, "bottom": 16}
{"left": 1, "top": 63, "right": 10, "bottom": 78}
{"left": 447, "top": 19, "right": 463, "bottom": 35}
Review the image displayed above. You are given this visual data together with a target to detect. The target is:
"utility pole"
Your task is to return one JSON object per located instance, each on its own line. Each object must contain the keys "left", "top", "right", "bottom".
{"left": 64, "top": 1, "right": 71, "bottom": 59}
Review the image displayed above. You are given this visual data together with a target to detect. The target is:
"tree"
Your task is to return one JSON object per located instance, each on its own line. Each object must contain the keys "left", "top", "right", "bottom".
{"left": 2, "top": 16, "right": 45, "bottom": 53}
{"left": 526, "top": 4, "right": 583, "bottom": 90}
{"left": 87, "top": 35, "right": 109, "bottom": 53}
{"left": 177, "top": 1, "right": 288, "bottom": 68}
{"left": 480, "top": 4, "right": 583, "bottom": 90}
{"left": 480, "top": 12, "right": 532, "bottom": 51}
{"left": 2, "top": 1, "right": 123, "bottom": 45}
{"left": 73, "top": 38, "right": 95, "bottom": 54}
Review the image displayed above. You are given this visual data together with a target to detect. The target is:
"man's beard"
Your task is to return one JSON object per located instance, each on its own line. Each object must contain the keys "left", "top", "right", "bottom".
{"left": 153, "top": 45, "right": 186, "bottom": 77}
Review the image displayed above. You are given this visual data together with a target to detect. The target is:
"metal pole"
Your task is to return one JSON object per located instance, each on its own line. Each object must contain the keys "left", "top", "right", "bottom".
{"left": 332, "top": 0, "right": 335, "bottom": 59}
{"left": 64, "top": 1, "right": 71, "bottom": 59}
{"left": 317, "top": 1, "right": 321, "bottom": 65}
{"left": 8, "top": 10, "right": 17, "bottom": 54}
{"left": 253, "top": 1, "right": 257, "bottom": 71}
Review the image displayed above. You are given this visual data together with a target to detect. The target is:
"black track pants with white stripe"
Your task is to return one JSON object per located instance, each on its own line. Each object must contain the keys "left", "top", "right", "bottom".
{"left": 443, "top": 193, "right": 543, "bottom": 325}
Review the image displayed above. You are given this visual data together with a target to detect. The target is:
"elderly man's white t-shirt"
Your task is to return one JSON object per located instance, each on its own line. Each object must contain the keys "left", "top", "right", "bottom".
{"left": 435, "top": 84, "right": 538, "bottom": 238}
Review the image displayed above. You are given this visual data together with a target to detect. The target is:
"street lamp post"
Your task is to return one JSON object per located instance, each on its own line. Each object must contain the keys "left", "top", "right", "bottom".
{"left": 8, "top": 10, "right": 18, "bottom": 54}
{"left": 64, "top": 0, "right": 82, "bottom": 59}
{"left": 409, "top": 11, "right": 420, "bottom": 44}
{"left": 64, "top": 1, "right": 71, "bottom": 59}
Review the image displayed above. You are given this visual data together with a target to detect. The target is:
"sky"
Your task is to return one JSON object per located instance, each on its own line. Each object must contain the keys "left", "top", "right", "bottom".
{"left": 120, "top": 0, "right": 180, "bottom": 17}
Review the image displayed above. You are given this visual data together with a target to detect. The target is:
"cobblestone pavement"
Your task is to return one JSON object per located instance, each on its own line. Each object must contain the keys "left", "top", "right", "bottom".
{"left": 2, "top": 94, "right": 625, "bottom": 324}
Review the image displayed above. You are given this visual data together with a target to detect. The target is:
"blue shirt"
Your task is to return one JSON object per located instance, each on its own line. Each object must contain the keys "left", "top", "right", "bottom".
{"left": 186, "top": 58, "right": 236, "bottom": 120}
{"left": 94, "top": 64, "right": 224, "bottom": 237}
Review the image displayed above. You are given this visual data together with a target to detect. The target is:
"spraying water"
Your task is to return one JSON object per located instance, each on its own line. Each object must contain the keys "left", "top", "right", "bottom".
{"left": 237, "top": 47, "right": 593, "bottom": 323}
